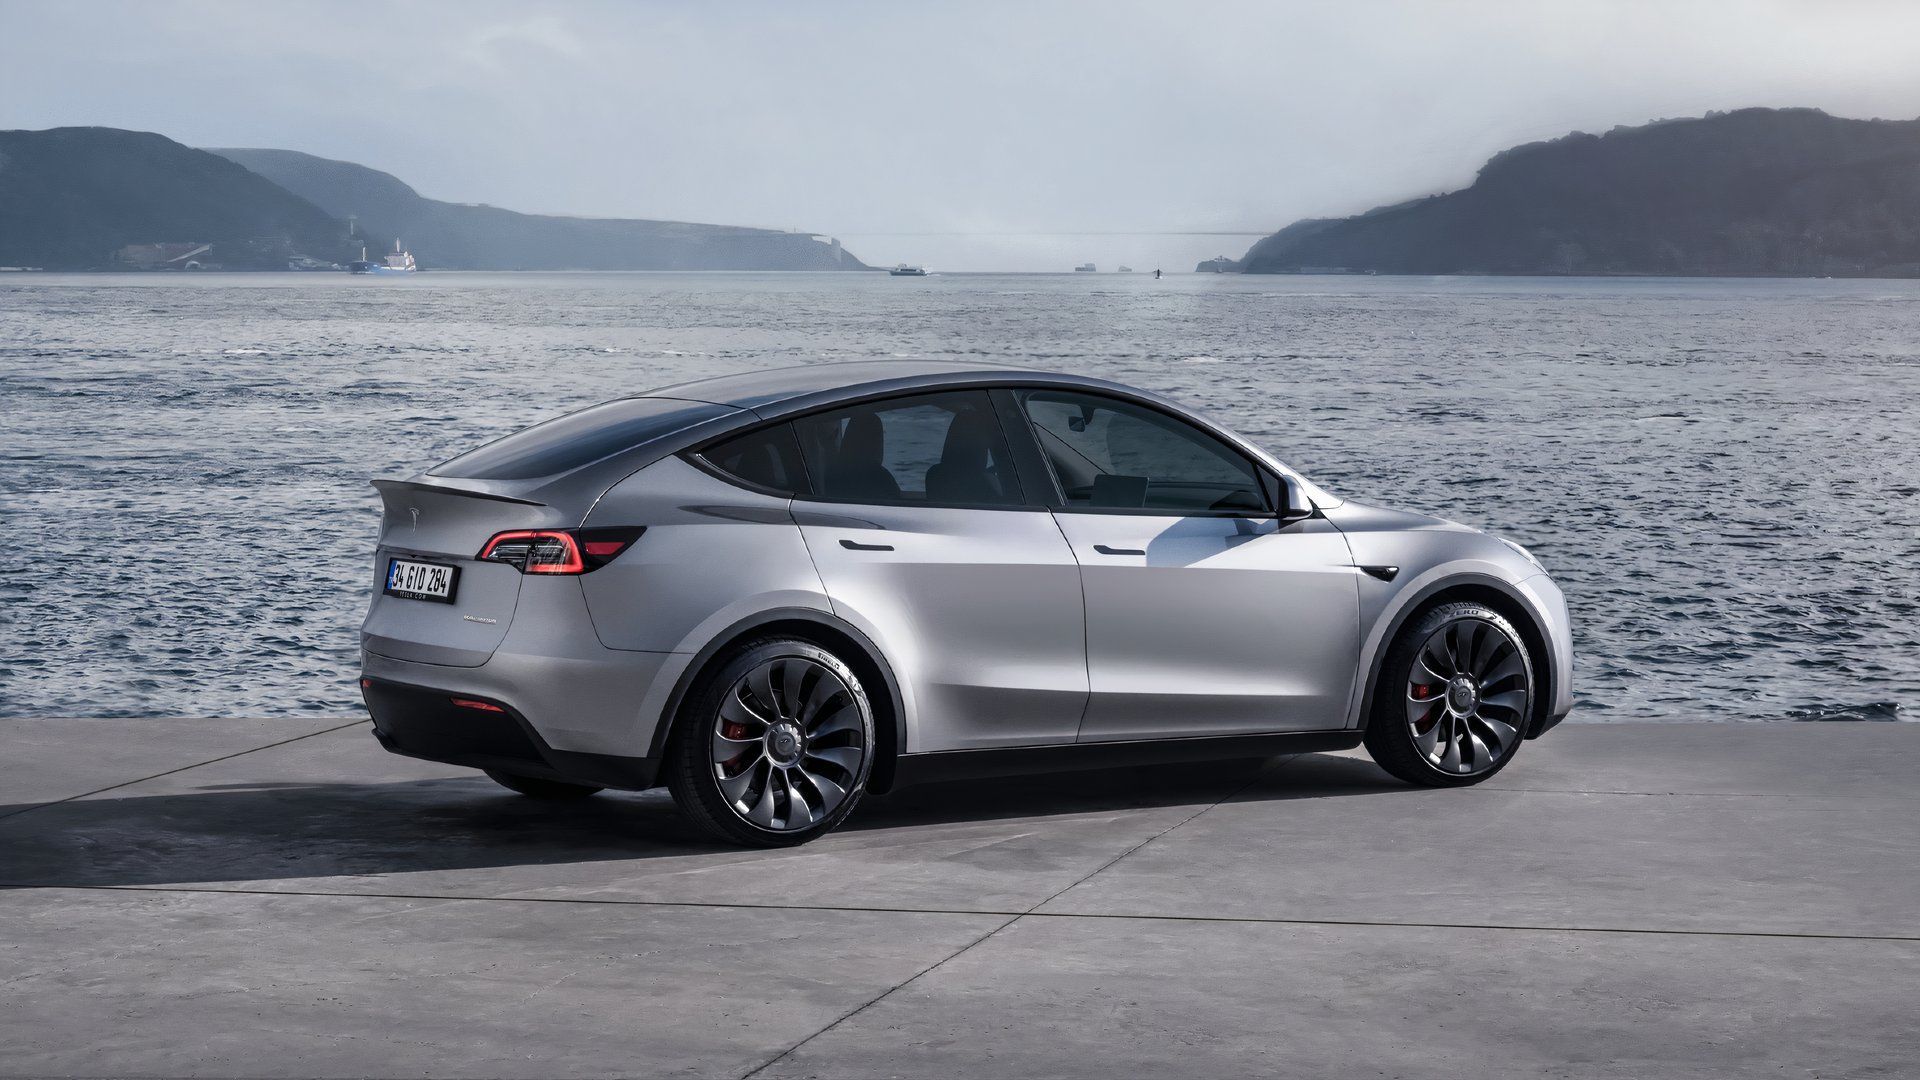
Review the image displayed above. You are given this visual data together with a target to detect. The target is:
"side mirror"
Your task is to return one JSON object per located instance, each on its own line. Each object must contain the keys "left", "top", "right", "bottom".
{"left": 1263, "top": 471, "right": 1314, "bottom": 524}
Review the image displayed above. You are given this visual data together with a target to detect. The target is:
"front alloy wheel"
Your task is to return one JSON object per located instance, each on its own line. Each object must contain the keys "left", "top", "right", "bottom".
{"left": 668, "top": 638, "right": 874, "bottom": 845}
{"left": 1365, "top": 602, "right": 1534, "bottom": 786}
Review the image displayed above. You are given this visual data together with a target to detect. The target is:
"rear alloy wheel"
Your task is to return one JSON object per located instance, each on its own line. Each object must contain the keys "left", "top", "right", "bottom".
{"left": 483, "top": 769, "right": 604, "bottom": 800}
{"left": 667, "top": 638, "right": 875, "bottom": 846}
{"left": 1364, "top": 602, "right": 1534, "bottom": 787}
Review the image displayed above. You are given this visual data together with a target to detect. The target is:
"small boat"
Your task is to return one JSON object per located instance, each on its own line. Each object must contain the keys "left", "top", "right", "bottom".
{"left": 1074, "top": 263, "right": 1096, "bottom": 272}
{"left": 350, "top": 240, "right": 417, "bottom": 275}
{"left": 1117, "top": 266, "right": 1133, "bottom": 273}
{"left": 888, "top": 264, "right": 928, "bottom": 276}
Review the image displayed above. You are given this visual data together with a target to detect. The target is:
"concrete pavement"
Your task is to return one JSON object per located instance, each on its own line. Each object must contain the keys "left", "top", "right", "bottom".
{"left": 1, "top": 718, "right": 1914, "bottom": 1078}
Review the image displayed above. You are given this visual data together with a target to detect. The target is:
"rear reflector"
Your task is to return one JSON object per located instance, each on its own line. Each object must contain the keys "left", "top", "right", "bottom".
{"left": 450, "top": 697, "right": 506, "bottom": 713}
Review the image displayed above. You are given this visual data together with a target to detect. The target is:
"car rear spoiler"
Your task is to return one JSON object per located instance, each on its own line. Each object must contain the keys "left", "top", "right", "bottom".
{"left": 370, "top": 477, "right": 548, "bottom": 507}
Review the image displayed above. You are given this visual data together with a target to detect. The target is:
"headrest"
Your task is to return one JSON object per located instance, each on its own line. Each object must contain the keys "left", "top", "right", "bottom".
{"left": 939, "top": 409, "right": 995, "bottom": 466}
{"left": 838, "top": 413, "right": 885, "bottom": 464}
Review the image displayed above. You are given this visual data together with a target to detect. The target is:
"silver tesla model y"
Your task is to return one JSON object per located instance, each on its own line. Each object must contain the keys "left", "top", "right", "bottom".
{"left": 361, "top": 362, "right": 1572, "bottom": 845}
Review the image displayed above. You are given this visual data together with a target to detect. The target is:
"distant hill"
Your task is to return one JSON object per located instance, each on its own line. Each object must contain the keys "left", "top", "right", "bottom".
{"left": 212, "top": 148, "right": 867, "bottom": 271}
{"left": 0, "top": 128, "right": 348, "bottom": 269}
{"left": 1241, "top": 108, "right": 1920, "bottom": 277}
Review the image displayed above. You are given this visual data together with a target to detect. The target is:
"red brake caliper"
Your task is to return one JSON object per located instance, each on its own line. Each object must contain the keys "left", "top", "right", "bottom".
{"left": 720, "top": 722, "right": 752, "bottom": 774}
{"left": 1410, "top": 683, "right": 1439, "bottom": 734}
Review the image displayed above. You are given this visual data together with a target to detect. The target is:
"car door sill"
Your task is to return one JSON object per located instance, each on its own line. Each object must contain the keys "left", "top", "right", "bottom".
{"left": 888, "top": 729, "right": 1362, "bottom": 790}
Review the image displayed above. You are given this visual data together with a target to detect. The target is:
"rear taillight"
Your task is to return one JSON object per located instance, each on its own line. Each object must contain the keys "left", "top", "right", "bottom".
{"left": 478, "top": 530, "right": 583, "bottom": 573}
{"left": 476, "top": 527, "right": 643, "bottom": 574}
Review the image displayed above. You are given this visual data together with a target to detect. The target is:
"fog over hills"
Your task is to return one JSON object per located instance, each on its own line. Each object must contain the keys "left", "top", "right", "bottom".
{"left": 11, "top": 110, "right": 1919, "bottom": 277}
{"left": 1242, "top": 108, "right": 1920, "bottom": 277}
{"left": 0, "top": 126, "right": 866, "bottom": 271}
{"left": 212, "top": 148, "right": 867, "bottom": 272}
{"left": 0, "top": 128, "right": 345, "bottom": 269}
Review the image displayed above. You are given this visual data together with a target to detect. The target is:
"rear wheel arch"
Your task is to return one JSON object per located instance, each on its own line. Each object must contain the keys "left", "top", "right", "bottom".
{"left": 1361, "top": 577, "right": 1556, "bottom": 738}
{"left": 651, "top": 608, "right": 906, "bottom": 793}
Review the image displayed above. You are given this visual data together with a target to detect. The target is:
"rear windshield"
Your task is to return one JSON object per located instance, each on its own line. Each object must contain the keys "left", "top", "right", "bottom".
{"left": 432, "top": 397, "right": 733, "bottom": 480}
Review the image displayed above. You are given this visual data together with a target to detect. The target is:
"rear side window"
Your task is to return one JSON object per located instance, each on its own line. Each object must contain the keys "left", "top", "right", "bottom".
{"left": 792, "top": 390, "right": 1023, "bottom": 506}
{"left": 698, "top": 424, "right": 809, "bottom": 495}
{"left": 432, "top": 398, "right": 733, "bottom": 480}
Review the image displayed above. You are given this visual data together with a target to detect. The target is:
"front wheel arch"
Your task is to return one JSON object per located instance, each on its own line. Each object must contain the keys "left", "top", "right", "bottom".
{"left": 1359, "top": 578, "right": 1555, "bottom": 739}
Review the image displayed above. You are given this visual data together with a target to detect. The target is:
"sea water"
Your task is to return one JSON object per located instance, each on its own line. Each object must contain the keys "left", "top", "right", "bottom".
{"left": 3, "top": 271, "right": 1915, "bottom": 721}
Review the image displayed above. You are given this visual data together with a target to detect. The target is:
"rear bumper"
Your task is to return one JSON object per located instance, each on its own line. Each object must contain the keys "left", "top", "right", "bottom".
{"left": 361, "top": 676, "right": 659, "bottom": 790}
{"left": 361, "top": 578, "right": 693, "bottom": 760}
{"left": 359, "top": 645, "right": 681, "bottom": 759}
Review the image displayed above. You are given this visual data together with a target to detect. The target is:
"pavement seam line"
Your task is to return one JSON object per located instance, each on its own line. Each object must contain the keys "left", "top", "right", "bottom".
{"left": 734, "top": 912, "right": 1020, "bottom": 1080}
{"left": 1015, "top": 750, "right": 1301, "bottom": 911}
{"left": 1480, "top": 786, "right": 1916, "bottom": 800}
{"left": 0, "top": 720, "right": 370, "bottom": 822}
{"left": 733, "top": 758, "right": 1283, "bottom": 1079}
{"left": 12, "top": 883, "right": 1918, "bottom": 944}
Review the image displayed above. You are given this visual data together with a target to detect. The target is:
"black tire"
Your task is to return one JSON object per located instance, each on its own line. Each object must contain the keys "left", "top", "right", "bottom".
{"left": 483, "top": 769, "right": 605, "bottom": 800}
{"left": 665, "top": 637, "right": 876, "bottom": 847}
{"left": 1363, "top": 601, "right": 1534, "bottom": 787}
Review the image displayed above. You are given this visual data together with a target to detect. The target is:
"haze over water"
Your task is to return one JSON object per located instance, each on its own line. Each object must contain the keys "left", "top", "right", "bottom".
{"left": 3, "top": 272, "right": 1915, "bottom": 722}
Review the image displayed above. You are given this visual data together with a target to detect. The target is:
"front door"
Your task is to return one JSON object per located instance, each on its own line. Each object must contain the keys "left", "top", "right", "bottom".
{"left": 1015, "top": 389, "right": 1361, "bottom": 741}
{"left": 789, "top": 390, "right": 1088, "bottom": 752}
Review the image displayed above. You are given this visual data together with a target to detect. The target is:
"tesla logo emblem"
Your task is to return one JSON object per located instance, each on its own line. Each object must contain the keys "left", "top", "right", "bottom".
{"left": 409, "top": 507, "right": 420, "bottom": 532}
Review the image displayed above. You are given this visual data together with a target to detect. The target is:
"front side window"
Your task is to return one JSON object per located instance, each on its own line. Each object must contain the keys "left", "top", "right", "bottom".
{"left": 792, "top": 390, "right": 1022, "bottom": 506}
{"left": 1019, "top": 390, "right": 1266, "bottom": 513}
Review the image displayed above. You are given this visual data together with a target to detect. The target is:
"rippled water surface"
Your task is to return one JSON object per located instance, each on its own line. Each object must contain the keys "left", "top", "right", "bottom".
{"left": 3, "top": 272, "right": 1916, "bottom": 720}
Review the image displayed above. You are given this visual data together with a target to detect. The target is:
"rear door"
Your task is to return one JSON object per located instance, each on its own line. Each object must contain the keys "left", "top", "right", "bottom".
{"left": 1012, "top": 388, "right": 1361, "bottom": 741}
{"left": 787, "top": 390, "right": 1089, "bottom": 752}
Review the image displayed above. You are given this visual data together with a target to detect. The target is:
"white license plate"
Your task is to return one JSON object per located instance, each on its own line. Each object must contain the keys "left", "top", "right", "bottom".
{"left": 384, "top": 558, "right": 459, "bottom": 603}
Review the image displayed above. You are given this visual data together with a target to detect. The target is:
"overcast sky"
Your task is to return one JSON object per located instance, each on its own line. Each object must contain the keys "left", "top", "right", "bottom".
{"left": 5, "top": 0, "right": 1920, "bottom": 270}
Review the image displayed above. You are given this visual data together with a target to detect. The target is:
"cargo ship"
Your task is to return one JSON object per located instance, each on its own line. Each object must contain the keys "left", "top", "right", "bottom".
{"left": 349, "top": 241, "right": 417, "bottom": 275}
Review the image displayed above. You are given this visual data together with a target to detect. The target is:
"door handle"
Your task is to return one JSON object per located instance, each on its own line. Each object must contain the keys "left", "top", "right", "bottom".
{"left": 1093, "top": 544, "right": 1145, "bottom": 556}
{"left": 840, "top": 539, "right": 894, "bottom": 551}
